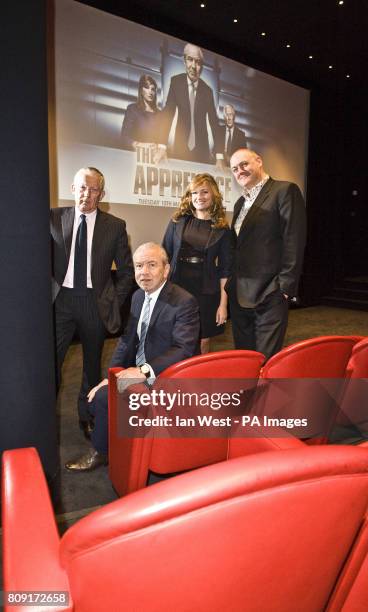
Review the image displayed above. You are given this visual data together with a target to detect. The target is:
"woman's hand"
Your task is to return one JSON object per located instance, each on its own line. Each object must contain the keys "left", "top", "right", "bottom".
{"left": 216, "top": 303, "right": 228, "bottom": 326}
{"left": 217, "top": 279, "right": 229, "bottom": 326}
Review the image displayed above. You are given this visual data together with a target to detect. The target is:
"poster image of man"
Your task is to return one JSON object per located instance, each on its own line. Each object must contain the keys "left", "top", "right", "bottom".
{"left": 55, "top": 2, "right": 309, "bottom": 210}
{"left": 159, "top": 43, "right": 222, "bottom": 164}
{"left": 220, "top": 104, "right": 248, "bottom": 166}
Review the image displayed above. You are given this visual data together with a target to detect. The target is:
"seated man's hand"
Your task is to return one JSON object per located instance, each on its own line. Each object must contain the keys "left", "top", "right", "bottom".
{"left": 87, "top": 378, "right": 108, "bottom": 403}
{"left": 115, "top": 367, "right": 145, "bottom": 380}
{"left": 115, "top": 367, "right": 146, "bottom": 394}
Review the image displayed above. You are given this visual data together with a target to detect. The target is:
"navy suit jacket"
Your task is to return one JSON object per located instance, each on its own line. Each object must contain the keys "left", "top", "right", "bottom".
{"left": 110, "top": 282, "right": 200, "bottom": 374}
{"left": 229, "top": 178, "right": 307, "bottom": 308}
{"left": 50, "top": 207, "right": 134, "bottom": 334}
{"left": 162, "top": 73, "right": 221, "bottom": 163}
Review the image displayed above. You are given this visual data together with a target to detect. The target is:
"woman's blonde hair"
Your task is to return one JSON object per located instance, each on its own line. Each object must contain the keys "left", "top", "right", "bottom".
{"left": 173, "top": 173, "right": 228, "bottom": 228}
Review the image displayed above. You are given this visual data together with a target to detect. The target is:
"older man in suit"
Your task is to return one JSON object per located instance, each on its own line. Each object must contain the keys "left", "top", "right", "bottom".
{"left": 227, "top": 148, "right": 307, "bottom": 359}
{"left": 65, "top": 242, "right": 200, "bottom": 471}
{"left": 159, "top": 43, "right": 222, "bottom": 164}
{"left": 50, "top": 167, "right": 134, "bottom": 438}
{"left": 220, "top": 104, "right": 248, "bottom": 165}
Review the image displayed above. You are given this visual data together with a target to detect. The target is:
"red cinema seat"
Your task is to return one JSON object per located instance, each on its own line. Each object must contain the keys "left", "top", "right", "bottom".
{"left": 261, "top": 335, "right": 363, "bottom": 378}
{"left": 259, "top": 335, "right": 363, "bottom": 444}
{"left": 159, "top": 349, "right": 265, "bottom": 378}
{"left": 3, "top": 446, "right": 368, "bottom": 611}
{"left": 109, "top": 350, "right": 265, "bottom": 496}
{"left": 337, "top": 337, "right": 368, "bottom": 433}
{"left": 345, "top": 337, "right": 368, "bottom": 379}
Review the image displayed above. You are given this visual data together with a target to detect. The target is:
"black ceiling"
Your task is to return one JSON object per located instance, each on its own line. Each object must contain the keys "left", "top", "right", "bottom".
{"left": 79, "top": 0, "right": 367, "bottom": 90}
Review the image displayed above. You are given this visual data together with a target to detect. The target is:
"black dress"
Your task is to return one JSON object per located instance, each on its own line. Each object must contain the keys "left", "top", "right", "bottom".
{"left": 121, "top": 103, "right": 161, "bottom": 150}
{"left": 175, "top": 217, "right": 224, "bottom": 338}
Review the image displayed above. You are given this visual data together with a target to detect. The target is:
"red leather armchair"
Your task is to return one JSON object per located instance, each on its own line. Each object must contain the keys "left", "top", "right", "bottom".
{"left": 108, "top": 350, "right": 265, "bottom": 496}
{"left": 259, "top": 335, "right": 364, "bottom": 444}
{"left": 159, "top": 349, "right": 265, "bottom": 378}
{"left": 337, "top": 337, "right": 368, "bottom": 432}
{"left": 3, "top": 446, "right": 368, "bottom": 611}
{"left": 345, "top": 337, "right": 368, "bottom": 379}
{"left": 261, "top": 335, "right": 363, "bottom": 378}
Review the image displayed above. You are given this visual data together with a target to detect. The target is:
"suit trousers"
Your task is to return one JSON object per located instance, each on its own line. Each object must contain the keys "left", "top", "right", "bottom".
{"left": 55, "top": 288, "right": 106, "bottom": 421}
{"left": 89, "top": 384, "right": 109, "bottom": 454}
{"left": 229, "top": 289, "right": 289, "bottom": 359}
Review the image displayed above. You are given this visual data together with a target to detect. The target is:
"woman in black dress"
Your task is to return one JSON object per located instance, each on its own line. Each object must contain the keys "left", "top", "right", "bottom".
{"left": 121, "top": 74, "right": 161, "bottom": 151}
{"left": 163, "top": 173, "right": 231, "bottom": 354}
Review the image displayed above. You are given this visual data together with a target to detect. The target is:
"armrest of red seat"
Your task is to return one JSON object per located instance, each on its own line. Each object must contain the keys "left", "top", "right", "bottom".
{"left": 108, "top": 368, "right": 154, "bottom": 495}
{"left": 2, "top": 448, "right": 72, "bottom": 611}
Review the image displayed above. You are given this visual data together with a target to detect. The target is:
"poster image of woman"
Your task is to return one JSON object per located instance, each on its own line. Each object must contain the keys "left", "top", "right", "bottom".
{"left": 121, "top": 74, "right": 162, "bottom": 152}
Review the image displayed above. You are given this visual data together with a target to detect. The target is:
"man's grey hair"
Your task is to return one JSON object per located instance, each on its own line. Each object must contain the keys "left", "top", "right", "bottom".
{"left": 224, "top": 104, "right": 235, "bottom": 115}
{"left": 183, "top": 43, "right": 204, "bottom": 62}
{"left": 73, "top": 167, "right": 105, "bottom": 190}
{"left": 133, "top": 242, "right": 169, "bottom": 265}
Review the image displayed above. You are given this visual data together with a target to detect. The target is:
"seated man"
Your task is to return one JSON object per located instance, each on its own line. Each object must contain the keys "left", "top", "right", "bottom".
{"left": 66, "top": 242, "right": 200, "bottom": 471}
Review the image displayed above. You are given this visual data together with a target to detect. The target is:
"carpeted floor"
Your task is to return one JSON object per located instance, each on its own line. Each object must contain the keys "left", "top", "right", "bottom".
{"left": 56, "top": 338, "right": 118, "bottom": 522}
{"left": 55, "top": 304, "right": 368, "bottom": 528}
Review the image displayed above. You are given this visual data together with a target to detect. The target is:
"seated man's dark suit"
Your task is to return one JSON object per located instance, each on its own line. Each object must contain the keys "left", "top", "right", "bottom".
{"left": 90, "top": 281, "right": 200, "bottom": 454}
{"left": 219, "top": 124, "right": 248, "bottom": 165}
{"left": 50, "top": 206, "right": 134, "bottom": 420}
{"left": 227, "top": 178, "right": 307, "bottom": 359}
{"left": 162, "top": 73, "right": 221, "bottom": 163}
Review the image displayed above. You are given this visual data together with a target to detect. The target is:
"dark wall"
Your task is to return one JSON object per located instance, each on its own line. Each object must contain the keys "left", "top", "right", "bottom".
{"left": 301, "top": 85, "right": 344, "bottom": 302}
{"left": 302, "top": 80, "right": 368, "bottom": 301}
{"left": 338, "top": 86, "right": 368, "bottom": 279}
{"left": 0, "top": 1, "right": 58, "bottom": 481}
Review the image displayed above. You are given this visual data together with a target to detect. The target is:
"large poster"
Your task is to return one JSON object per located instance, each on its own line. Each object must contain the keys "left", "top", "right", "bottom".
{"left": 55, "top": 0, "right": 309, "bottom": 210}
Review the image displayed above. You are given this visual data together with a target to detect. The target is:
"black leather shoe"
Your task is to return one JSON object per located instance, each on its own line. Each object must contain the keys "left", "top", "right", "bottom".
{"left": 65, "top": 449, "right": 108, "bottom": 472}
{"left": 79, "top": 419, "right": 94, "bottom": 440}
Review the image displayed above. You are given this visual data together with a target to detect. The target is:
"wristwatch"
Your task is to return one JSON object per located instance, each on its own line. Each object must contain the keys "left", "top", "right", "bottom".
{"left": 139, "top": 363, "right": 151, "bottom": 378}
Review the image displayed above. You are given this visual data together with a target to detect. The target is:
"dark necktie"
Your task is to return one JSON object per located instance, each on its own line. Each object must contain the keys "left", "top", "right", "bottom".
{"left": 73, "top": 214, "right": 87, "bottom": 294}
{"left": 136, "top": 295, "right": 151, "bottom": 366}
